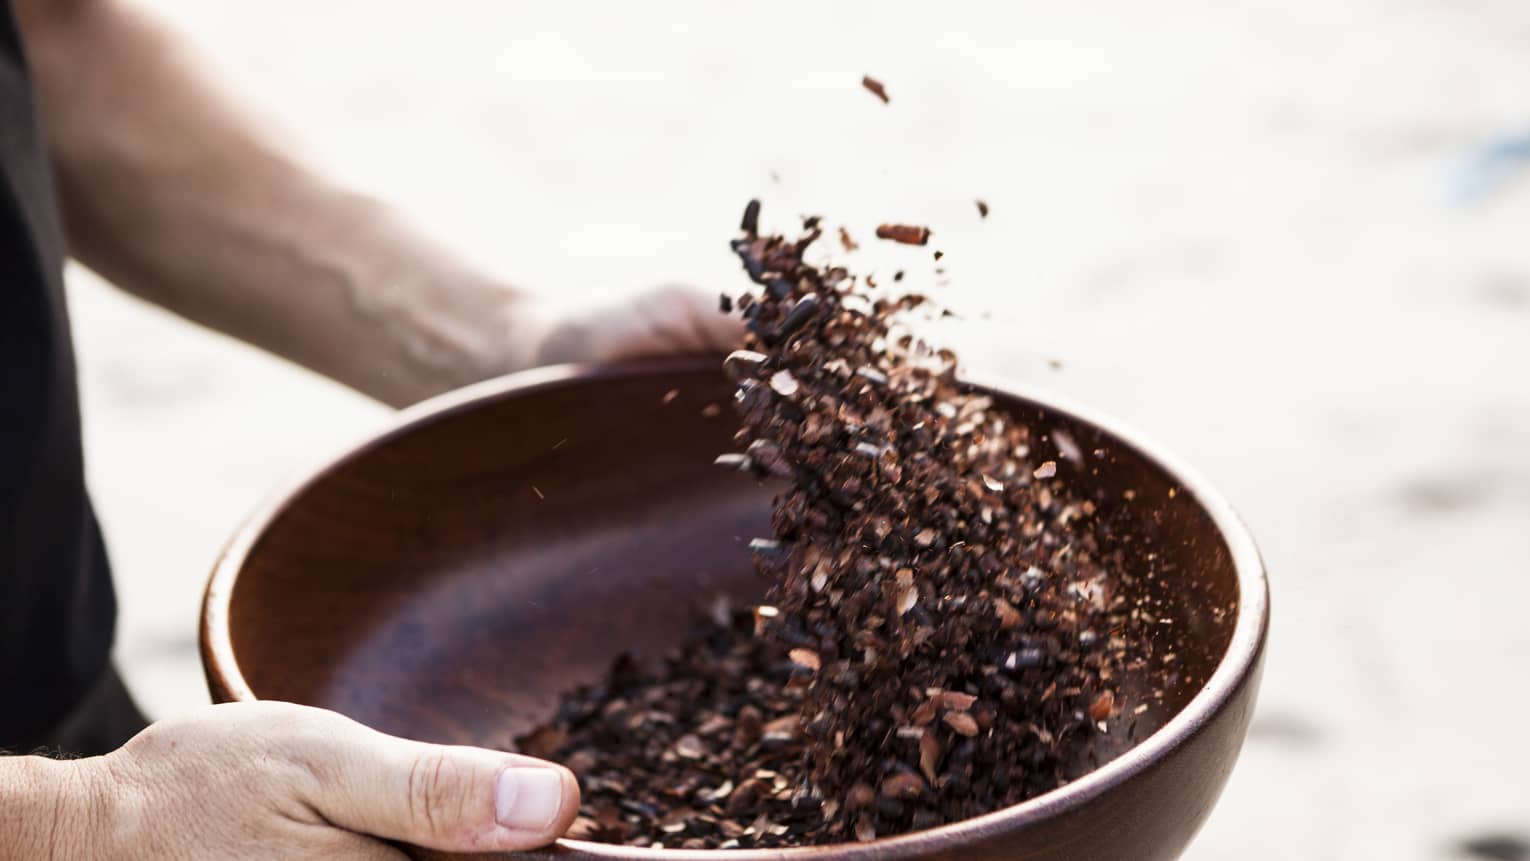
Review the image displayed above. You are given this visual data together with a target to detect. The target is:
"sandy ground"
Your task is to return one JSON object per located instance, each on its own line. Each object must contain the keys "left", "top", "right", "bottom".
{"left": 68, "top": 2, "right": 1530, "bottom": 858}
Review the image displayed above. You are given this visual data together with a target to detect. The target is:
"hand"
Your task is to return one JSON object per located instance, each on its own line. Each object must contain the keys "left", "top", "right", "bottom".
{"left": 70, "top": 701, "right": 579, "bottom": 859}
{"left": 505, "top": 283, "right": 743, "bottom": 373}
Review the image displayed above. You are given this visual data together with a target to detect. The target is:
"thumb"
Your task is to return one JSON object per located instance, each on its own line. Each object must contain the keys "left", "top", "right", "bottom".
{"left": 297, "top": 715, "right": 580, "bottom": 853}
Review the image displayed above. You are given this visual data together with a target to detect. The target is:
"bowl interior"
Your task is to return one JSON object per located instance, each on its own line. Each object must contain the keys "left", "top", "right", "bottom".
{"left": 209, "top": 358, "right": 1240, "bottom": 796}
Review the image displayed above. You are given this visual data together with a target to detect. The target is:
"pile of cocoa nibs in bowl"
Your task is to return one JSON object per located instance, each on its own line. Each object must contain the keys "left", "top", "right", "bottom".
{"left": 530, "top": 201, "right": 1153, "bottom": 849}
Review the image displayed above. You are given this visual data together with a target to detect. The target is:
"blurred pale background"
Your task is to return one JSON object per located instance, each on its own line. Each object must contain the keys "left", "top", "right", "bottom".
{"left": 72, "top": 2, "right": 1530, "bottom": 859}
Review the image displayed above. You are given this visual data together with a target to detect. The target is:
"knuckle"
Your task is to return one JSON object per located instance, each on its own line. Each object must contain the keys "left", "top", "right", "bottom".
{"left": 407, "top": 752, "right": 468, "bottom": 840}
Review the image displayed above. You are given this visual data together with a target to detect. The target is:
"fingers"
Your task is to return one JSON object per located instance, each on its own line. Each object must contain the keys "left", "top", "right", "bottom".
{"left": 292, "top": 713, "right": 579, "bottom": 853}
{"left": 665, "top": 283, "right": 745, "bottom": 352}
{"left": 618, "top": 283, "right": 744, "bottom": 358}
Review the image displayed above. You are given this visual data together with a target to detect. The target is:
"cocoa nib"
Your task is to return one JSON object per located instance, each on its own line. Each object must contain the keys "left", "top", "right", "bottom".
{"left": 861, "top": 74, "right": 890, "bottom": 104}
{"left": 875, "top": 223, "right": 931, "bottom": 245}
{"left": 532, "top": 200, "right": 1161, "bottom": 849}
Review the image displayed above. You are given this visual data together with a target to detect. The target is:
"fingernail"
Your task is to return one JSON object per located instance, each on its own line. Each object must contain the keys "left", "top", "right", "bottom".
{"left": 495, "top": 767, "right": 565, "bottom": 831}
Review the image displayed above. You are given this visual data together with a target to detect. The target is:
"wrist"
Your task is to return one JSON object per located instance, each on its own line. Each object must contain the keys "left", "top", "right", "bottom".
{"left": 0, "top": 755, "right": 115, "bottom": 859}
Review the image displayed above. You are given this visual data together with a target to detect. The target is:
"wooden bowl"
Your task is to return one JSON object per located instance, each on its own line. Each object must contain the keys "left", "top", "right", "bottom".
{"left": 202, "top": 356, "right": 1268, "bottom": 861}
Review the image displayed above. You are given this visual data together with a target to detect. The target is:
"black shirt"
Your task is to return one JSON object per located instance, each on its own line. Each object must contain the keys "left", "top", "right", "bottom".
{"left": 1, "top": 1, "right": 116, "bottom": 747}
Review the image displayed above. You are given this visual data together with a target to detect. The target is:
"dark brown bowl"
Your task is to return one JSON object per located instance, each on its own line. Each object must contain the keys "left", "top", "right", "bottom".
{"left": 202, "top": 356, "right": 1268, "bottom": 861}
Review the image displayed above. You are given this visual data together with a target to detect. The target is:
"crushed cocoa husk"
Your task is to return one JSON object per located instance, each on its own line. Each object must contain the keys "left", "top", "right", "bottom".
{"left": 530, "top": 201, "right": 1161, "bottom": 848}
{"left": 861, "top": 75, "right": 890, "bottom": 104}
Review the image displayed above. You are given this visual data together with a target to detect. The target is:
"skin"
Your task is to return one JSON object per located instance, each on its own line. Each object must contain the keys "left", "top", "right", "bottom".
{"left": 1, "top": 702, "right": 582, "bottom": 858}
{"left": 3, "top": 0, "right": 742, "bottom": 856}
{"left": 13, "top": 0, "right": 739, "bottom": 407}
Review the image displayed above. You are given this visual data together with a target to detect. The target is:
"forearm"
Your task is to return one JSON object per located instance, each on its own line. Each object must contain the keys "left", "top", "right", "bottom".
{"left": 17, "top": 0, "right": 521, "bottom": 406}
{"left": 0, "top": 756, "right": 105, "bottom": 859}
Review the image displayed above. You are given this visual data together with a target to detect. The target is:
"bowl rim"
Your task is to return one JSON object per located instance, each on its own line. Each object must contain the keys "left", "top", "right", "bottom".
{"left": 201, "top": 355, "right": 1269, "bottom": 859}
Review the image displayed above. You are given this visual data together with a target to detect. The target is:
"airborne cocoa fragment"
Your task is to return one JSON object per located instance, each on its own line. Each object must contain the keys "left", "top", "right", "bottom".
{"left": 861, "top": 75, "right": 890, "bottom": 104}
{"left": 528, "top": 201, "right": 1164, "bottom": 849}
{"left": 1089, "top": 690, "right": 1116, "bottom": 722}
{"left": 875, "top": 223, "right": 931, "bottom": 246}
{"left": 942, "top": 711, "right": 980, "bottom": 737}
{"left": 918, "top": 731, "right": 943, "bottom": 783}
{"left": 936, "top": 691, "right": 977, "bottom": 712}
